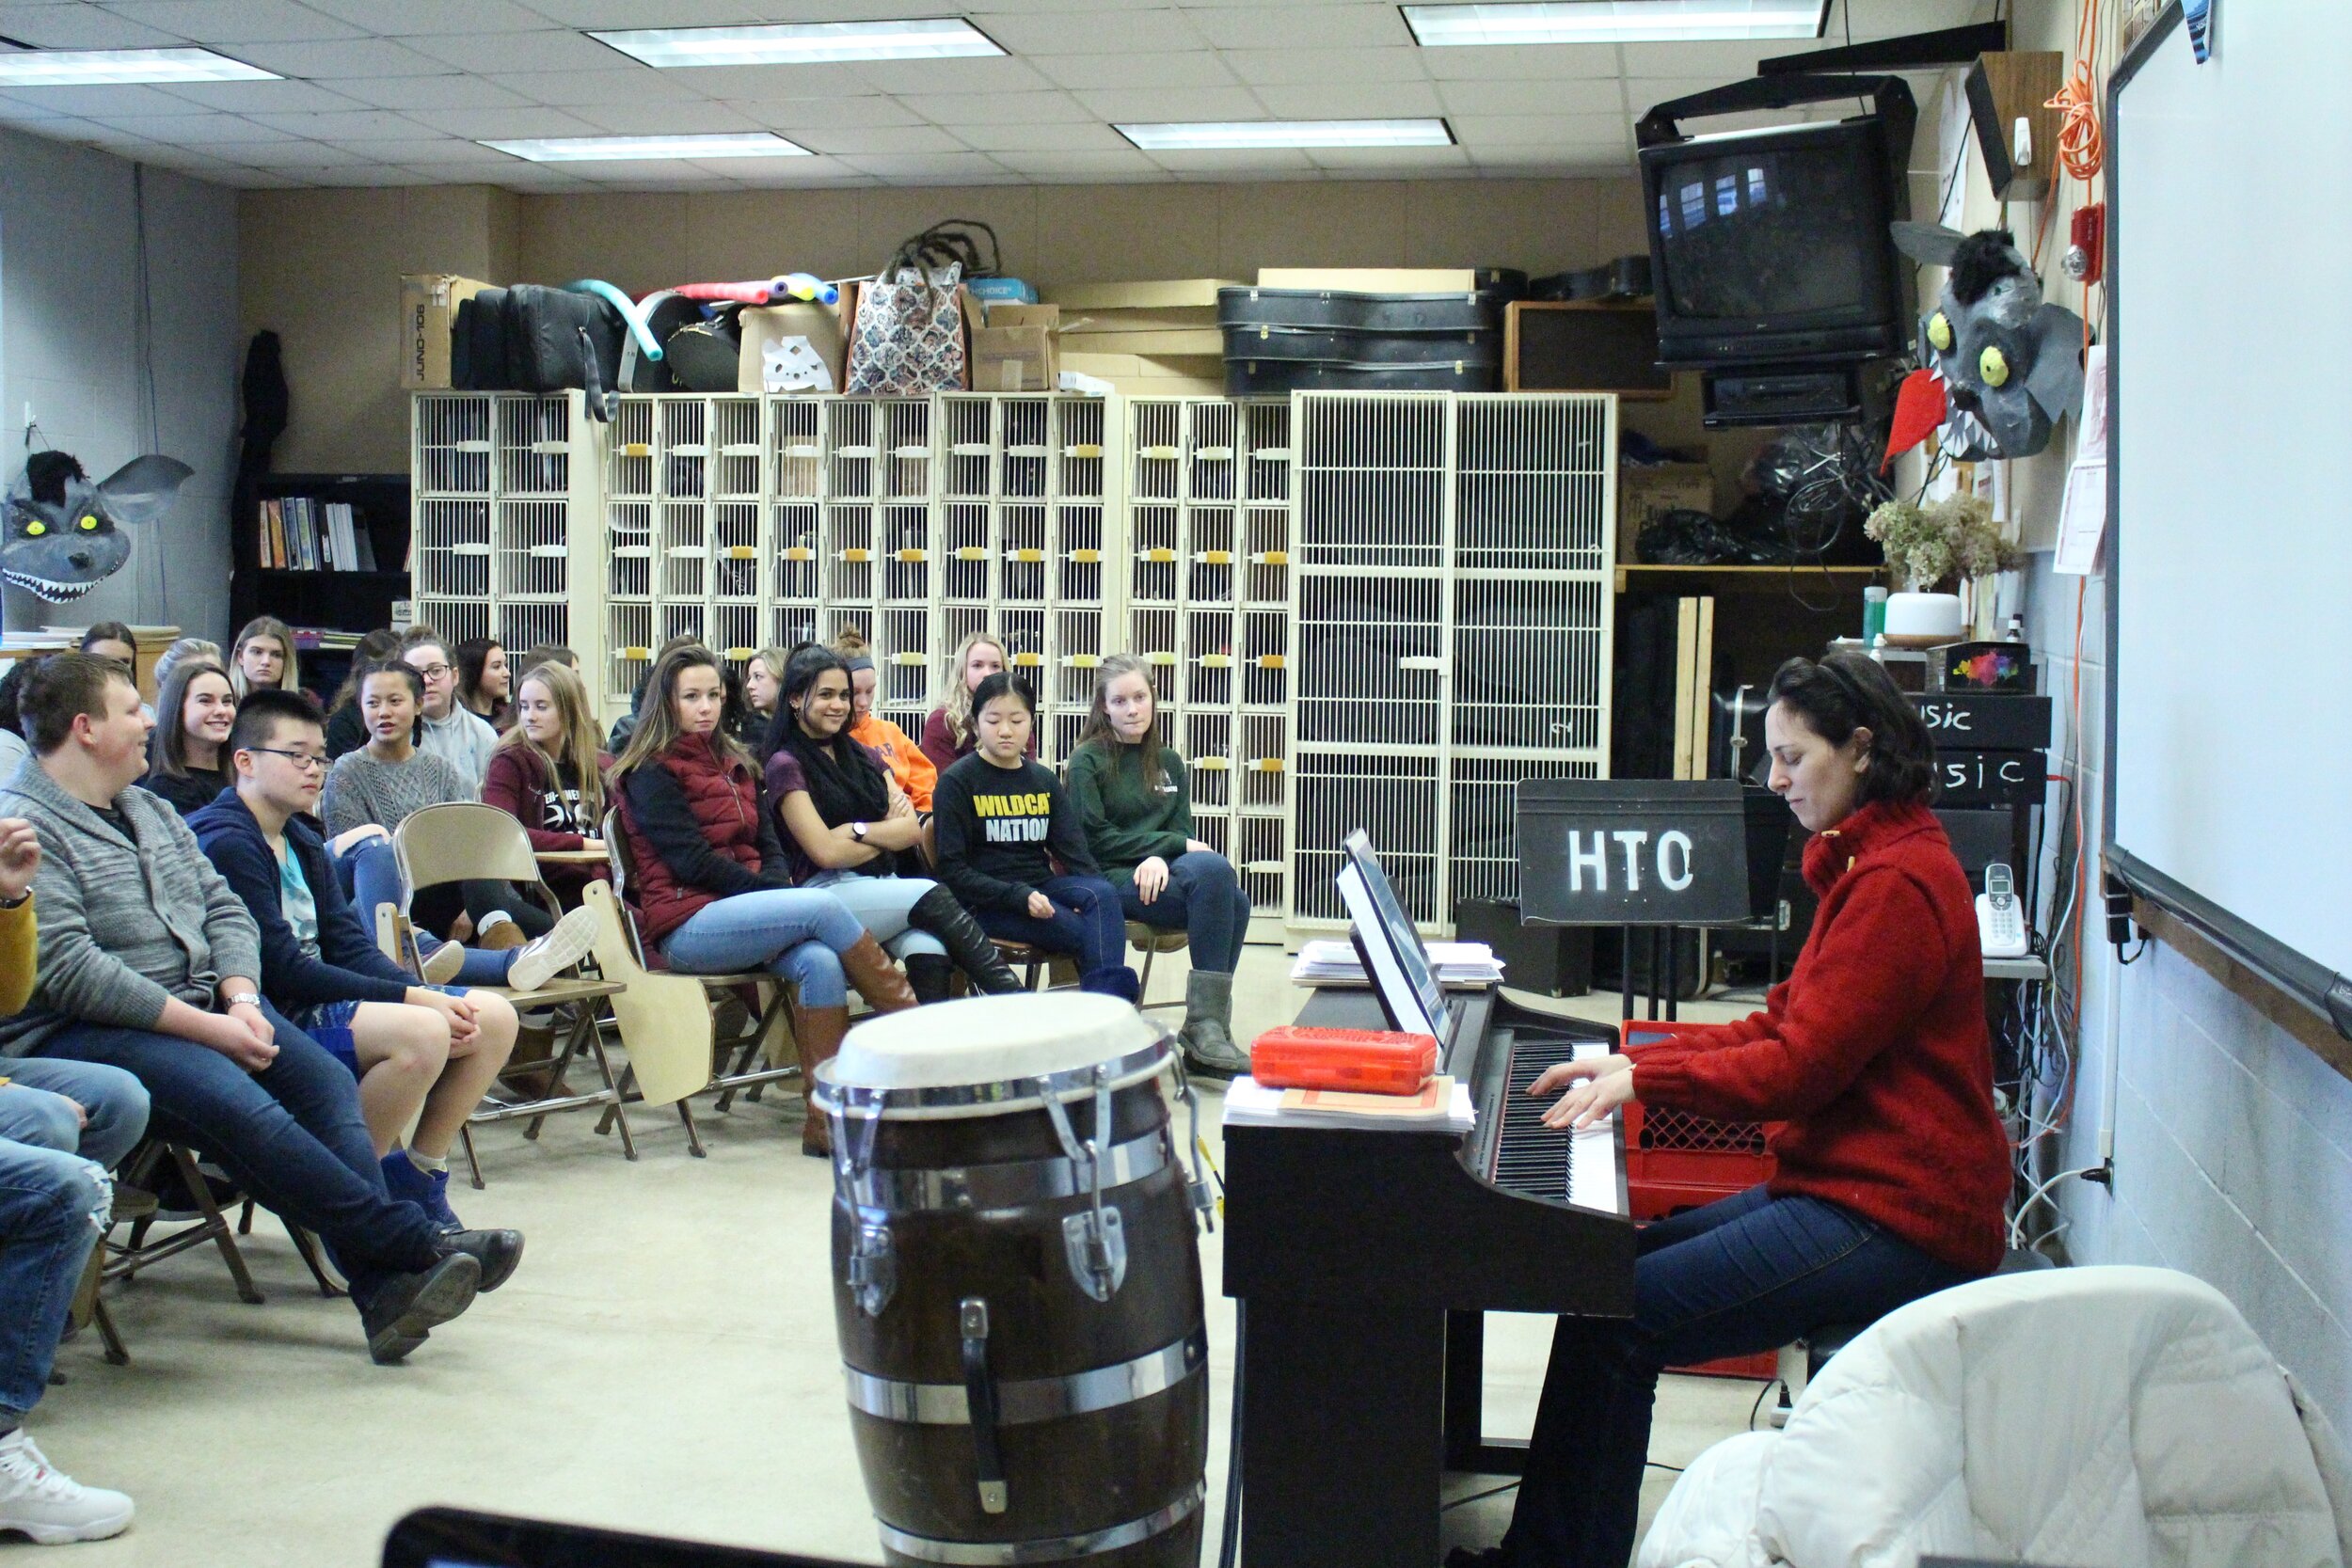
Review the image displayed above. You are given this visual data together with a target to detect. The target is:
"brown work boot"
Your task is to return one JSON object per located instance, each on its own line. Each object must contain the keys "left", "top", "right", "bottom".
{"left": 838, "top": 933, "right": 918, "bottom": 1015}
{"left": 791, "top": 1004, "right": 849, "bottom": 1158}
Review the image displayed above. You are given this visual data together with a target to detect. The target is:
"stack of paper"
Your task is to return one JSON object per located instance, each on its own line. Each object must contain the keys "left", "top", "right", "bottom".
{"left": 1222, "top": 1075, "right": 1476, "bottom": 1134}
{"left": 1289, "top": 940, "right": 1504, "bottom": 989}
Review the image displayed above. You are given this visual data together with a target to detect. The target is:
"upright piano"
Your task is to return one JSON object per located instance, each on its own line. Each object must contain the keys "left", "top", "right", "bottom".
{"left": 1221, "top": 985, "right": 1635, "bottom": 1568}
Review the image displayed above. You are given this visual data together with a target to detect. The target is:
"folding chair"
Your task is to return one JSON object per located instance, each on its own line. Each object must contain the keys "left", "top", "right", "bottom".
{"left": 389, "top": 802, "right": 630, "bottom": 1183}
{"left": 592, "top": 812, "right": 799, "bottom": 1157}
{"left": 106, "top": 1140, "right": 262, "bottom": 1305}
{"left": 1127, "top": 924, "right": 1190, "bottom": 1011}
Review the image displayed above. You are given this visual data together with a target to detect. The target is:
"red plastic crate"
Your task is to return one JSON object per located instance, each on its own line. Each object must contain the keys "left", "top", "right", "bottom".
{"left": 1626, "top": 1101, "right": 1780, "bottom": 1380}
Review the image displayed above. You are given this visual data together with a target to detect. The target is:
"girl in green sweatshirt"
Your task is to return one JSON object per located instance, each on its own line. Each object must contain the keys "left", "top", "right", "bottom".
{"left": 1066, "top": 655, "right": 1251, "bottom": 1076}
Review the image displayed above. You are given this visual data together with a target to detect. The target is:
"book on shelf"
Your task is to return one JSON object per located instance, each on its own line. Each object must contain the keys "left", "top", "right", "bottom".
{"left": 259, "top": 498, "right": 385, "bottom": 573}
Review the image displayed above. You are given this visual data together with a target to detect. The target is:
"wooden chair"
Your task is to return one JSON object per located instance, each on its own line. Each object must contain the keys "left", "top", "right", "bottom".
{"left": 1126, "top": 923, "right": 1190, "bottom": 1012}
{"left": 105, "top": 1141, "right": 262, "bottom": 1306}
{"left": 388, "top": 802, "right": 631, "bottom": 1183}
{"left": 591, "top": 812, "right": 799, "bottom": 1156}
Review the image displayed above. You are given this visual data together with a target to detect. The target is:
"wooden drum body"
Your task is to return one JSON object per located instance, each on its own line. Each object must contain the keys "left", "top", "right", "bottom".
{"left": 817, "top": 995, "right": 1213, "bottom": 1568}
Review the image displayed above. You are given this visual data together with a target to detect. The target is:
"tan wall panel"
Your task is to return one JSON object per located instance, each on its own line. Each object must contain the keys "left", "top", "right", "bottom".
{"left": 682, "top": 188, "right": 866, "bottom": 283}
{"left": 1031, "top": 184, "right": 1223, "bottom": 286}
{"left": 515, "top": 191, "right": 691, "bottom": 296}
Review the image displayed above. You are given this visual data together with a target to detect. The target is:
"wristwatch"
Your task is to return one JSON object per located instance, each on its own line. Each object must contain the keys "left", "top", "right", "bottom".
{"left": 0, "top": 892, "right": 26, "bottom": 910}
{"left": 850, "top": 821, "right": 869, "bottom": 843}
{"left": 227, "top": 991, "right": 263, "bottom": 1010}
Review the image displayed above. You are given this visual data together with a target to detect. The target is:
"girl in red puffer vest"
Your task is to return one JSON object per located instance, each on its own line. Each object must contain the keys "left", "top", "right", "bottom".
{"left": 612, "top": 645, "right": 917, "bottom": 1158}
{"left": 1468, "top": 650, "right": 2014, "bottom": 1568}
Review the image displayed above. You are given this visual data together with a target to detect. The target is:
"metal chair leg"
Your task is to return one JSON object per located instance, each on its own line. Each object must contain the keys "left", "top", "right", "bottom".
{"left": 284, "top": 1223, "right": 343, "bottom": 1298}
{"left": 586, "top": 1021, "right": 636, "bottom": 1161}
{"left": 171, "top": 1146, "right": 263, "bottom": 1307}
{"left": 676, "top": 1101, "right": 707, "bottom": 1159}
{"left": 459, "top": 1124, "right": 485, "bottom": 1191}
{"left": 91, "top": 1296, "right": 128, "bottom": 1367}
{"left": 1138, "top": 942, "right": 1157, "bottom": 1002}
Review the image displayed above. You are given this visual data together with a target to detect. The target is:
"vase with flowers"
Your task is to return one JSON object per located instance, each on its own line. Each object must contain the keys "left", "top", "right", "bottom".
{"left": 1864, "top": 492, "right": 2024, "bottom": 643}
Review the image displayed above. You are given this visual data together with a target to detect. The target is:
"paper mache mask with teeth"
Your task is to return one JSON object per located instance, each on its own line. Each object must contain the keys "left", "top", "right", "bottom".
{"left": 3, "top": 451, "right": 192, "bottom": 602}
{"left": 1889, "top": 222, "right": 2086, "bottom": 461}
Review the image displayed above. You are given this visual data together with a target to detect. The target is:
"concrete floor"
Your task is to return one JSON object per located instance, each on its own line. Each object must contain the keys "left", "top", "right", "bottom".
{"left": 33, "top": 947, "right": 1768, "bottom": 1566}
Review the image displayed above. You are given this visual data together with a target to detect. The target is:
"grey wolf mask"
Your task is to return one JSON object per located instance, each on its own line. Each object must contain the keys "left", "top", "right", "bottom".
{"left": 1890, "top": 222, "right": 2086, "bottom": 460}
{"left": 3, "top": 451, "right": 193, "bottom": 602}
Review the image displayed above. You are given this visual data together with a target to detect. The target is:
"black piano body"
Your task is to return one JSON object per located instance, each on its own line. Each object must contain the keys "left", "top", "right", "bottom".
{"left": 1222, "top": 986, "right": 1636, "bottom": 1568}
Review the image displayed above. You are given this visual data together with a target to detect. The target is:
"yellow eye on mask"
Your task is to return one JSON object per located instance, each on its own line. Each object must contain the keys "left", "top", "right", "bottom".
{"left": 1927, "top": 311, "right": 1953, "bottom": 352}
{"left": 78, "top": 515, "right": 98, "bottom": 531}
{"left": 24, "top": 522, "right": 44, "bottom": 537}
{"left": 1979, "top": 344, "right": 2011, "bottom": 388}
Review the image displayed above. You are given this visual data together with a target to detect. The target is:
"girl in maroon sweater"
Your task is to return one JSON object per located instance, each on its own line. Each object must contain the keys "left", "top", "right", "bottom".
{"left": 482, "top": 660, "right": 612, "bottom": 911}
{"left": 1476, "top": 651, "right": 2013, "bottom": 1568}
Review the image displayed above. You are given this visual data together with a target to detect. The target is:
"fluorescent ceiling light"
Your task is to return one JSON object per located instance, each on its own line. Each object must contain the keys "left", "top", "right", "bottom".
{"left": 590, "top": 19, "right": 1003, "bottom": 68}
{"left": 0, "top": 47, "right": 278, "bottom": 87}
{"left": 1118, "top": 119, "right": 1454, "bottom": 150}
{"left": 483, "top": 132, "right": 814, "bottom": 163}
{"left": 1404, "top": 1, "right": 1829, "bottom": 46}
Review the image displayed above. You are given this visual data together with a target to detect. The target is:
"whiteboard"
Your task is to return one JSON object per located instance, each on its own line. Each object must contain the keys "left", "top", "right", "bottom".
{"left": 2109, "top": 3, "right": 2352, "bottom": 1022}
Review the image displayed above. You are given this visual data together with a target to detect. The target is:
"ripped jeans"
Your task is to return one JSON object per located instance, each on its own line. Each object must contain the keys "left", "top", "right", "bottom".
{"left": 0, "top": 1138, "right": 112, "bottom": 1426}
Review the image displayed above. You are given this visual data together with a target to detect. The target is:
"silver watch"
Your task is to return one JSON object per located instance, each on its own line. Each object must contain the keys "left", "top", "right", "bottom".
{"left": 227, "top": 991, "right": 262, "bottom": 1010}
{"left": 851, "top": 821, "right": 868, "bottom": 843}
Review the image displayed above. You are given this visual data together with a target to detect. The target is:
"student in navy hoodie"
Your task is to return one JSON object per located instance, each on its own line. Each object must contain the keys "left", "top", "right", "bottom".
{"left": 191, "top": 689, "right": 523, "bottom": 1242}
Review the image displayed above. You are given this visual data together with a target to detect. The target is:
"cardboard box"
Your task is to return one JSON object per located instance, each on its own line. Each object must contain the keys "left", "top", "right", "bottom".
{"left": 400, "top": 274, "right": 491, "bottom": 389}
{"left": 1256, "top": 267, "right": 1478, "bottom": 292}
{"left": 1062, "top": 328, "right": 1225, "bottom": 356}
{"left": 1618, "top": 462, "right": 1716, "bottom": 562}
{"left": 1044, "top": 278, "right": 1240, "bottom": 310}
{"left": 1057, "top": 351, "right": 1224, "bottom": 397}
{"left": 739, "top": 301, "right": 846, "bottom": 394}
{"left": 985, "top": 303, "right": 1059, "bottom": 329}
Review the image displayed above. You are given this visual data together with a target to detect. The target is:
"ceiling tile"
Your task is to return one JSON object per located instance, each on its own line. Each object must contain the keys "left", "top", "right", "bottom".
{"left": 301, "top": 0, "right": 552, "bottom": 34}
{"left": 0, "top": 92, "right": 80, "bottom": 123}
{"left": 329, "top": 74, "right": 532, "bottom": 110}
{"left": 338, "top": 136, "right": 514, "bottom": 164}
{"left": 0, "top": 5, "right": 183, "bottom": 48}
{"left": 484, "top": 69, "right": 700, "bottom": 106}
{"left": 403, "top": 104, "right": 603, "bottom": 139}
{"left": 788, "top": 123, "right": 967, "bottom": 156}
{"left": 512, "top": 0, "right": 772, "bottom": 21}
{"left": 1220, "top": 47, "right": 1428, "bottom": 87}
{"left": 1183, "top": 3, "right": 1412, "bottom": 50}
{"left": 205, "top": 166, "right": 301, "bottom": 187}
{"left": 1618, "top": 40, "right": 1804, "bottom": 76}
{"left": 227, "top": 37, "right": 461, "bottom": 78}
{"left": 956, "top": 119, "right": 1129, "bottom": 152}
{"left": 403, "top": 28, "right": 629, "bottom": 73}
{"left": 836, "top": 150, "right": 1013, "bottom": 181}
{"left": 971, "top": 8, "right": 1205, "bottom": 55}
{"left": 564, "top": 99, "right": 765, "bottom": 135}
{"left": 621, "top": 62, "right": 874, "bottom": 99}
{"left": 1308, "top": 144, "right": 1473, "bottom": 174}
{"left": 241, "top": 108, "right": 436, "bottom": 140}
{"left": 85, "top": 112, "right": 295, "bottom": 143}
{"left": 995, "top": 149, "right": 1168, "bottom": 182}
{"left": 99, "top": 0, "right": 364, "bottom": 43}
{"left": 1152, "top": 147, "right": 1315, "bottom": 177}
{"left": 309, "top": 164, "right": 445, "bottom": 184}
{"left": 895, "top": 90, "right": 1094, "bottom": 126}
{"left": 848, "top": 56, "right": 1056, "bottom": 95}
{"left": 154, "top": 79, "right": 368, "bottom": 112}
{"left": 1250, "top": 81, "right": 1444, "bottom": 119}
{"left": 1073, "top": 85, "right": 1267, "bottom": 122}
{"left": 1422, "top": 44, "right": 1621, "bottom": 82}
{"left": 1450, "top": 113, "right": 1631, "bottom": 147}
{"left": 0, "top": 82, "right": 206, "bottom": 116}
{"left": 1438, "top": 76, "right": 1625, "bottom": 117}
{"left": 204, "top": 137, "right": 381, "bottom": 166}
{"left": 731, "top": 96, "right": 923, "bottom": 131}
{"left": 1031, "top": 52, "right": 1240, "bottom": 91}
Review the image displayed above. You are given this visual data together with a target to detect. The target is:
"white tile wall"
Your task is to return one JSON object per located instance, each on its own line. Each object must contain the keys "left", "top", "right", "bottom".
{"left": 0, "top": 127, "right": 239, "bottom": 643}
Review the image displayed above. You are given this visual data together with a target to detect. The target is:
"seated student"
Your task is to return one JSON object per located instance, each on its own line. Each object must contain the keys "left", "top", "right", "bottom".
{"left": 193, "top": 691, "right": 523, "bottom": 1233}
{"left": 0, "top": 654, "right": 513, "bottom": 1364}
{"left": 454, "top": 636, "right": 514, "bottom": 735}
{"left": 613, "top": 644, "right": 916, "bottom": 1156}
{"left": 481, "top": 660, "right": 611, "bottom": 913}
{"left": 834, "top": 625, "right": 936, "bottom": 816}
{"left": 401, "top": 628, "right": 498, "bottom": 783}
{"left": 931, "top": 673, "right": 1138, "bottom": 1001}
{"left": 141, "top": 657, "right": 236, "bottom": 817}
{"left": 1459, "top": 652, "right": 2011, "bottom": 1568}
{"left": 321, "top": 661, "right": 594, "bottom": 994}
{"left": 0, "top": 660, "right": 35, "bottom": 783}
{"left": 762, "top": 643, "right": 1022, "bottom": 1004}
{"left": 148, "top": 635, "right": 220, "bottom": 702}
{"left": 324, "top": 628, "right": 402, "bottom": 760}
{"left": 920, "top": 630, "right": 1036, "bottom": 772}
{"left": 739, "top": 647, "right": 786, "bottom": 750}
{"left": 229, "top": 615, "right": 298, "bottom": 701}
{"left": 606, "top": 633, "right": 700, "bottom": 756}
{"left": 516, "top": 643, "right": 579, "bottom": 681}
{"left": 1067, "top": 654, "right": 1252, "bottom": 1075}
{"left": 75, "top": 622, "right": 135, "bottom": 669}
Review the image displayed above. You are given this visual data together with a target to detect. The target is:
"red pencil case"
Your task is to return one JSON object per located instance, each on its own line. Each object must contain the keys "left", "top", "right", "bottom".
{"left": 1249, "top": 1026, "right": 1439, "bottom": 1096}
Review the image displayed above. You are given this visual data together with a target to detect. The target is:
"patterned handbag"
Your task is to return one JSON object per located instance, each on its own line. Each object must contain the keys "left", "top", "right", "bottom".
{"left": 843, "top": 222, "right": 1000, "bottom": 396}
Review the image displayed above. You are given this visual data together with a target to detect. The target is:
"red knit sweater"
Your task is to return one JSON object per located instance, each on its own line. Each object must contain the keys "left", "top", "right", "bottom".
{"left": 1629, "top": 800, "right": 2011, "bottom": 1274}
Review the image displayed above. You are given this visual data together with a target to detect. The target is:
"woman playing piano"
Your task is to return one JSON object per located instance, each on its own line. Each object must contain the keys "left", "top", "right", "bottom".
{"left": 1464, "top": 649, "right": 2013, "bottom": 1568}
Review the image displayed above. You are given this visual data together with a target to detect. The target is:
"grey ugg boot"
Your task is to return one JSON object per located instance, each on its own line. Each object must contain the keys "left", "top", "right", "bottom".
{"left": 1180, "top": 970, "right": 1248, "bottom": 1078}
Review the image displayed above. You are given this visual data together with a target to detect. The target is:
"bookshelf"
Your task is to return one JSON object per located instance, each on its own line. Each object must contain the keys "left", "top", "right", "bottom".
{"left": 235, "top": 474, "right": 411, "bottom": 638}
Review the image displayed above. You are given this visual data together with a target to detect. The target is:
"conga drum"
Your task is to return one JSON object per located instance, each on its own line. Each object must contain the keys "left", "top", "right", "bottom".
{"left": 816, "top": 993, "right": 1212, "bottom": 1568}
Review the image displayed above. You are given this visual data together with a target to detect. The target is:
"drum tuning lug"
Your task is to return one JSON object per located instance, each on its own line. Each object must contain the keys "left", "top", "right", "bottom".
{"left": 1062, "top": 1205, "right": 1129, "bottom": 1303}
{"left": 848, "top": 1218, "right": 898, "bottom": 1317}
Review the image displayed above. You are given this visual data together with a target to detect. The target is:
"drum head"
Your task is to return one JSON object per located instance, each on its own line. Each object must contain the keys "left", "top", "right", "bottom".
{"left": 815, "top": 993, "right": 1170, "bottom": 1118}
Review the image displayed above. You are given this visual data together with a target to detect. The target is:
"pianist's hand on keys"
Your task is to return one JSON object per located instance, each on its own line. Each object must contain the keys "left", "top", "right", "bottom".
{"left": 1532, "top": 1052, "right": 1636, "bottom": 1131}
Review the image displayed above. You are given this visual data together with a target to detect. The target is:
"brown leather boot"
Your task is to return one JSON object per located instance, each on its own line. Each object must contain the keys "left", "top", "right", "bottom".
{"left": 792, "top": 1003, "right": 849, "bottom": 1158}
{"left": 839, "top": 933, "right": 919, "bottom": 1014}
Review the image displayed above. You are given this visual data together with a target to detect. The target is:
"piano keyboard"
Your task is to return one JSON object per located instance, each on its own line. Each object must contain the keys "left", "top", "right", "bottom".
{"left": 1490, "top": 1035, "right": 1626, "bottom": 1215}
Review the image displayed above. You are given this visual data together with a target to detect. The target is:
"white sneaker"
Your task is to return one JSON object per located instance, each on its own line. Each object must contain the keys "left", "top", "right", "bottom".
{"left": 0, "top": 1429, "right": 133, "bottom": 1544}
{"left": 418, "top": 939, "right": 466, "bottom": 987}
{"left": 505, "top": 907, "right": 598, "bottom": 993}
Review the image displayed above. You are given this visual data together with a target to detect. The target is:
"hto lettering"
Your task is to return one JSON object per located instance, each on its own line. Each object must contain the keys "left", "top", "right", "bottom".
{"left": 1564, "top": 830, "right": 1696, "bottom": 894}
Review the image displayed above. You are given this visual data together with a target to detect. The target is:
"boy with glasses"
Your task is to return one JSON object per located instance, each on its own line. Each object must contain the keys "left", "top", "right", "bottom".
{"left": 191, "top": 691, "right": 523, "bottom": 1234}
{"left": 399, "top": 628, "right": 496, "bottom": 784}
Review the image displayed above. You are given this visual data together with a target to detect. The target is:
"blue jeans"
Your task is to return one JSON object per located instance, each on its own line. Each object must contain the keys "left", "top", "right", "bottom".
{"left": 805, "top": 871, "right": 947, "bottom": 962}
{"left": 0, "top": 1058, "right": 151, "bottom": 1168}
{"left": 338, "top": 836, "right": 514, "bottom": 987}
{"left": 1502, "top": 1184, "right": 1980, "bottom": 1568}
{"left": 32, "top": 1000, "right": 444, "bottom": 1306}
{"left": 976, "top": 875, "right": 1138, "bottom": 1000}
{"left": 0, "top": 1138, "right": 108, "bottom": 1426}
{"left": 1119, "top": 850, "right": 1249, "bottom": 974}
{"left": 660, "top": 889, "right": 865, "bottom": 1009}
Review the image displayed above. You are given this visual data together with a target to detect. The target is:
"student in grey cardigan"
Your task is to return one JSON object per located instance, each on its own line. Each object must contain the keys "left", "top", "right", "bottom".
{"left": 0, "top": 655, "right": 514, "bottom": 1364}
{"left": 401, "top": 632, "right": 497, "bottom": 783}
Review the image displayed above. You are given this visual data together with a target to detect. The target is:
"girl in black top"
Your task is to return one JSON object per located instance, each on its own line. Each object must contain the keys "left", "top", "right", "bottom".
{"left": 144, "top": 657, "right": 236, "bottom": 816}
{"left": 930, "top": 673, "right": 1137, "bottom": 1001}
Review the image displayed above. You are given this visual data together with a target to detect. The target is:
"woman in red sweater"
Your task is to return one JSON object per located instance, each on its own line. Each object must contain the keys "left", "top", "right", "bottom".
{"left": 482, "top": 660, "right": 611, "bottom": 911}
{"left": 1474, "top": 650, "right": 2013, "bottom": 1568}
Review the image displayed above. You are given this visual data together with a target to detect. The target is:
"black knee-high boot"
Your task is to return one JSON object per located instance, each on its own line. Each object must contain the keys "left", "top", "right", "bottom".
{"left": 904, "top": 953, "right": 955, "bottom": 1005}
{"left": 909, "top": 885, "right": 1025, "bottom": 995}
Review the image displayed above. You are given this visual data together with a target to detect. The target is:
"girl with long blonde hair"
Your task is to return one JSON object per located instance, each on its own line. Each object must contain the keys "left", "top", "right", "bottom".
{"left": 484, "top": 660, "right": 611, "bottom": 911}
{"left": 918, "top": 630, "right": 1022, "bottom": 772}
{"left": 230, "top": 615, "right": 300, "bottom": 699}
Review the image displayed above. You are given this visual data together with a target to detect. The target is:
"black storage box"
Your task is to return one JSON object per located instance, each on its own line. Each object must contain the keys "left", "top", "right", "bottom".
{"left": 1456, "top": 899, "right": 1593, "bottom": 998}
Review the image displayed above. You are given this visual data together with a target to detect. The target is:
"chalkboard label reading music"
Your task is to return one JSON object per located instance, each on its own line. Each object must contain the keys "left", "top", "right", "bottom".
{"left": 1517, "top": 780, "right": 1791, "bottom": 927}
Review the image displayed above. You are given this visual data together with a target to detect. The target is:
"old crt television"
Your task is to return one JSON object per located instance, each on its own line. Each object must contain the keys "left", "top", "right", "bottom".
{"left": 1638, "top": 76, "right": 1915, "bottom": 370}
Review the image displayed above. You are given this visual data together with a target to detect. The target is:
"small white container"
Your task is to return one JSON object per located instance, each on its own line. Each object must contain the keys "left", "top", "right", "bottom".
{"left": 1883, "top": 590, "right": 1964, "bottom": 644}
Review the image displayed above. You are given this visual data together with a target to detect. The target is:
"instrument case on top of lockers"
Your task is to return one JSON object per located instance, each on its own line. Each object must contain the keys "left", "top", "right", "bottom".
{"left": 1217, "top": 284, "right": 1506, "bottom": 394}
